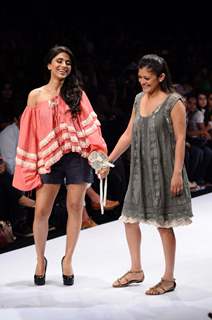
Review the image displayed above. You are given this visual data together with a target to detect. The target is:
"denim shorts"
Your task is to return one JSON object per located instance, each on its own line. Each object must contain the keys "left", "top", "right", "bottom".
{"left": 40, "top": 152, "right": 94, "bottom": 185}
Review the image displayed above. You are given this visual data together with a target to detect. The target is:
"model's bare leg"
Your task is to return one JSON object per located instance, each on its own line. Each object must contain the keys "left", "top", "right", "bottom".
{"left": 125, "top": 223, "right": 142, "bottom": 271}
{"left": 145, "top": 227, "right": 176, "bottom": 295}
{"left": 62, "top": 183, "right": 88, "bottom": 275}
{"left": 158, "top": 227, "right": 176, "bottom": 281}
{"left": 113, "top": 222, "right": 144, "bottom": 287}
{"left": 34, "top": 184, "right": 60, "bottom": 275}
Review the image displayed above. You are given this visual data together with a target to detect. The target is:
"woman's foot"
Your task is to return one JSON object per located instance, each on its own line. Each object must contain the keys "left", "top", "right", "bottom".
{"left": 145, "top": 278, "right": 176, "bottom": 295}
{"left": 189, "top": 181, "right": 198, "bottom": 190}
{"left": 61, "top": 256, "right": 74, "bottom": 286}
{"left": 34, "top": 257, "right": 47, "bottom": 286}
{"left": 81, "top": 217, "right": 97, "bottom": 229}
{"left": 61, "top": 256, "right": 74, "bottom": 277}
{"left": 91, "top": 199, "right": 120, "bottom": 211}
{"left": 112, "top": 270, "right": 144, "bottom": 288}
{"left": 81, "top": 207, "right": 97, "bottom": 229}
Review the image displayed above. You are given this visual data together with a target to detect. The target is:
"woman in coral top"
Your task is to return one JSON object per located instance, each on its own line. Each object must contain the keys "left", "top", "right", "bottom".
{"left": 13, "top": 45, "right": 108, "bottom": 286}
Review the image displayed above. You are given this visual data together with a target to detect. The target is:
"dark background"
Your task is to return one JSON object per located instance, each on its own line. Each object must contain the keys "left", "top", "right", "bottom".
{"left": 1, "top": 2, "right": 211, "bottom": 91}
{"left": 2, "top": 3, "right": 210, "bottom": 42}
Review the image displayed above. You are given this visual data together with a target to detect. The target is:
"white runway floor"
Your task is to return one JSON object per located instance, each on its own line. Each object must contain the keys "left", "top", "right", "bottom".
{"left": 0, "top": 193, "right": 212, "bottom": 320}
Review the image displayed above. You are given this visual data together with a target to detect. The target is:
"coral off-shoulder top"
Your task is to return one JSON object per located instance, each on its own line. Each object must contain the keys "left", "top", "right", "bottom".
{"left": 13, "top": 91, "right": 107, "bottom": 191}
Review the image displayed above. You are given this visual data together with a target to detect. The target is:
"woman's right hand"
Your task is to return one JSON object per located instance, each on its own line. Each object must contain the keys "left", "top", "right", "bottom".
{"left": 170, "top": 172, "right": 183, "bottom": 197}
{"left": 96, "top": 167, "right": 110, "bottom": 179}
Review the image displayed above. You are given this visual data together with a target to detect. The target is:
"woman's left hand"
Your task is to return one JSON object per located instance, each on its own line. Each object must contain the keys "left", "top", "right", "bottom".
{"left": 170, "top": 172, "right": 183, "bottom": 197}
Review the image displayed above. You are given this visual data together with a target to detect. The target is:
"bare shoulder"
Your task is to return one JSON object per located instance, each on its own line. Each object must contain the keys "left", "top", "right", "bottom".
{"left": 27, "top": 87, "right": 43, "bottom": 107}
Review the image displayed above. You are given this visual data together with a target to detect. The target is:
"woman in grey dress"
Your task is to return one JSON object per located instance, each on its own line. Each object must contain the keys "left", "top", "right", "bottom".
{"left": 107, "top": 54, "right": 193, "bottom": 295}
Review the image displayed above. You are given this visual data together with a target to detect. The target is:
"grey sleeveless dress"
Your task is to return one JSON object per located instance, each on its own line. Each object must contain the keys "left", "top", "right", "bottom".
{"left": 120, "top": 92, "right": 193, "bottom": 228}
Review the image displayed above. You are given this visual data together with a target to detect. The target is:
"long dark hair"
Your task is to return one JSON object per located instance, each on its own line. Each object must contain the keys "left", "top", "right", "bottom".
{"left": 45, "top": 45, "right": 82, "bottom": 118}
{"left": 138, "top": 54, "right": 174, "bottom": 93}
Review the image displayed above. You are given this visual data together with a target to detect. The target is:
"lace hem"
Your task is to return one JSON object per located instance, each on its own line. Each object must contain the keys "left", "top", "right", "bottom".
{"left": 119, "top": 215, "right": 192, "bottom": 228}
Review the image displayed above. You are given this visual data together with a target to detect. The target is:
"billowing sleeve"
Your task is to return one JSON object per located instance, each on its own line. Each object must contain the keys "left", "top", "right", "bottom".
{"left": 12, "top": 106, "right": 42, "bottom": 191}
{"left": 80, "top": 91, "right": 108, "bottom": 155}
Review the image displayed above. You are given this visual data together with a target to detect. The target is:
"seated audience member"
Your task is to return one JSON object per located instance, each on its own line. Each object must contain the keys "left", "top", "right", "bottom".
{"left": 87, "top": 186, "right": 120, "bottom": 211}
{"left": 0, "top": 81, "right": 16, "bottom": 132}
{"left": 186, "top": 93, "right": 212, "bottom": 186}
{"left": 0, "top": 108, "right": 21, "bottom": 175}
{"left": 81, "top": 204, "right": 97, "bottom": 229}
{"left": 184, "top": 141, "right": 204, "bottom": 191}
{"left": 0, "top": 107, "right": 35, "bottom": 237}
{"left": 0, "top": 157, "right": 35, "bottom": 237}
{"left": 205, "top": 92, "right": 212, "bottom": 142}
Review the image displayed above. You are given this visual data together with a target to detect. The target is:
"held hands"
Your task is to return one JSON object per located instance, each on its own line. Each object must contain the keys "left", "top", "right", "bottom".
{"left": 88, "top": 151, "right": 114, "bottom": 179}
{"left": 97, "top": 167, "right": 110, "bottom": 179}
{"left": 88, "top": 151, "right": 113, "bottom": 214}
{"left": 170, "top": 172, "right": 183, "bottom": 197}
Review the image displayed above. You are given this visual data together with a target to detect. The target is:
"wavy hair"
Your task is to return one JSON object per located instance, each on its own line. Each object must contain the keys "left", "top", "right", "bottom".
{"left": 45, "top": 45, "right": 82, "bottom": 118}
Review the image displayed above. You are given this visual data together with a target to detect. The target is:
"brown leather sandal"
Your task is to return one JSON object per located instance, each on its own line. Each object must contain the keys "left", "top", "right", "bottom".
{"left": 145, "top": 278, "right": 176, "bottom": 295}
{"left": 112, "top": 270, "right": 145, "bottom": 288}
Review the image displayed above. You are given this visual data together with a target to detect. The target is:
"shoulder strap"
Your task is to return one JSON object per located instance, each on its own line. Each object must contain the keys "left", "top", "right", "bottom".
{"left": 165, "top": 92, "right": 185, "bottom": 113}
{"left": 133, "top": 92, "right": 143, "bottom": 114}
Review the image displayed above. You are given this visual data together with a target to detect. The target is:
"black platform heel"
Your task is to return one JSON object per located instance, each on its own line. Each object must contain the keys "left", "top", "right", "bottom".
{"left": 34, "top": 257, "right": 47, "bottom": 286}
{"left": 61, "top": 256, "right": 74, "bottom": 286}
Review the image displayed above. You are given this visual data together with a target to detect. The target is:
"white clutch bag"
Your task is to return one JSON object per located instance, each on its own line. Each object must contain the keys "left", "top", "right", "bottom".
{"left": 88, "top": 151, "right": 114, "bottom": 214}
